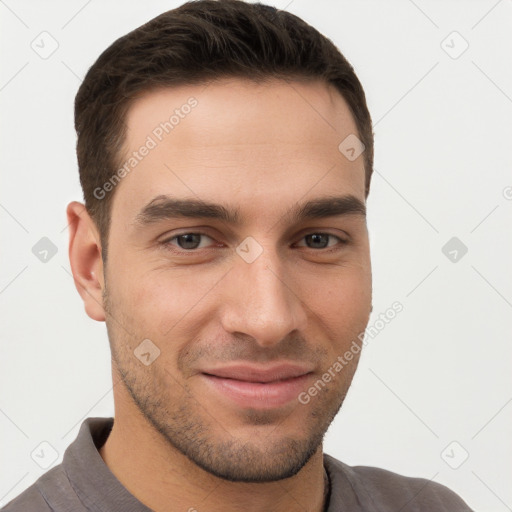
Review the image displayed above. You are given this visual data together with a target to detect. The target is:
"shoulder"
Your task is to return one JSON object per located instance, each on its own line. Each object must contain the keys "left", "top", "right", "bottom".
{"left": 324, "top": 453, "right": 473, "bottom": 511}
{"left": 0, "top": 465, "right": 84, "bottom": 512}
{"left": 1, "top": 486, "right": 51, "bottom": 511}
{"left": 0, "top": 468, "right": 58, "bottom": 511}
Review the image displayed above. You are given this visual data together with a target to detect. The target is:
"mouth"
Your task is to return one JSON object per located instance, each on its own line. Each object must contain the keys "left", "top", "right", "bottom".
{"left": 199, "top": 363, "right": 314, "bottom": 409}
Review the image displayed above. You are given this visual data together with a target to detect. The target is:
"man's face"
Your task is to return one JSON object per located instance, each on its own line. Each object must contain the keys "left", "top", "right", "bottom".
{"left": 102, "top": 78, "right": 372, "bottom": 482}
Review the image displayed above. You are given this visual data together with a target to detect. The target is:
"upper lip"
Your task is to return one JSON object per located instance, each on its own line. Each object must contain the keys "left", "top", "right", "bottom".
{"left": 201, "top": 363, "right": 314, "bottom": 383}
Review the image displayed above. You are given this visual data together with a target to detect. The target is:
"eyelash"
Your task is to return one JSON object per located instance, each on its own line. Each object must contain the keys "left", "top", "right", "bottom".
{"left": 159, "top": 231, "right": 349, "bottom": 254}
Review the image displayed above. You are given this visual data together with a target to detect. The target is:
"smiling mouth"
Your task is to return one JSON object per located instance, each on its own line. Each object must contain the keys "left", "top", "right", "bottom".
{"left": 199, "top": 362, "right": 314, "bottom": 409}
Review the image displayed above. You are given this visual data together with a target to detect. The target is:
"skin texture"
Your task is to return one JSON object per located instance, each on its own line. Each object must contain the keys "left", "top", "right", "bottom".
{"left": 67, "top": 77, "right": 372, "bottom": 512}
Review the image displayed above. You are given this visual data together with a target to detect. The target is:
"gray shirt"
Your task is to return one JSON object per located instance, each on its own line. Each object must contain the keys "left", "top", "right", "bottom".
{"left": 1, "top": 417, "right": 473, "bottom": 511}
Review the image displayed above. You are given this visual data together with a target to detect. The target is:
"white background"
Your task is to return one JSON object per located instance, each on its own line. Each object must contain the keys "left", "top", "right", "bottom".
{"left": 1, "top": 1, "right": 511, "bottom": 511}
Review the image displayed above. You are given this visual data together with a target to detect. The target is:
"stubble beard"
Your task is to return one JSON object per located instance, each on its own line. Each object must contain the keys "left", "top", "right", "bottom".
{"left": 103, "top": 286, "right": 357, "bottom": 483}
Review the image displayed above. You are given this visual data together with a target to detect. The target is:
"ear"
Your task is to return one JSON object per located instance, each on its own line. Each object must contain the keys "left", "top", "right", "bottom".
{"left": 66, "top": 201, "right": 106, "bottom": 322}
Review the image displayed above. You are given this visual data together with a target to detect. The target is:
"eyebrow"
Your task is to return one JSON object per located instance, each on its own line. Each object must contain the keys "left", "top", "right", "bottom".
{"left": 133, "top": 193, "right": 366, "bottom": 228}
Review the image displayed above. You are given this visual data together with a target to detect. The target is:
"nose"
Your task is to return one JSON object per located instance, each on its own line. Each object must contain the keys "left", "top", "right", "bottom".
{"left": 219, "top": 249, "right": 308, "bottom": 348}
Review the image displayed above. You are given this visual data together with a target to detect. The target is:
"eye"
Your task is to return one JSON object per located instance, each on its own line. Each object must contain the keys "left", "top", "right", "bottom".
{"left": 159, "top": 231, "right": 348, "bottom": 254}
{"left": 163, "top": 232, "right": 215, "bottom": 251}
{"left": 295, "top": 233, "right": 348, "bottom": 250}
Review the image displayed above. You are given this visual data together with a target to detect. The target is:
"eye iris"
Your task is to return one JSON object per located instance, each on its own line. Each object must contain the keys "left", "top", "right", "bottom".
{"left": 306, "top": 233, "right": 329, "bottom": 249}
{"left": 177, "top": 233, "right": 202, "bottom": 249}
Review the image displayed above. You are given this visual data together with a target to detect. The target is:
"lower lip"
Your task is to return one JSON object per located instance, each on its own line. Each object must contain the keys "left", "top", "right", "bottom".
{"left": 201, "top": 373, "right": 313, "bottom": 409}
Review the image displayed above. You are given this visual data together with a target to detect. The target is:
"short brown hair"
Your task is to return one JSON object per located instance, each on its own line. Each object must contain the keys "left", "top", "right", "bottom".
{"left": 75, "top": 0, "right": 374, "bottom": 261}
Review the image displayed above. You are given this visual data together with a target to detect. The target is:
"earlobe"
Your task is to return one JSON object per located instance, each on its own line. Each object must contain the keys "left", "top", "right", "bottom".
{"left": 66, "top": 201, "right": 106, "bottom": 322}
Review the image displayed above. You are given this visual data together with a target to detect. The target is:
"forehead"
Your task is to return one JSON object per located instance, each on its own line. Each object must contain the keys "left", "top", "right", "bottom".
{"left": 113, "top": 78, "right": 365, "bottom": 222}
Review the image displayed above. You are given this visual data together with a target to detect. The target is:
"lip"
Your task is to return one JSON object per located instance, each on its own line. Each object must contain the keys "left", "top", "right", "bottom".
{"left": 200, "top": 363, "right": 314, "bottom": 409}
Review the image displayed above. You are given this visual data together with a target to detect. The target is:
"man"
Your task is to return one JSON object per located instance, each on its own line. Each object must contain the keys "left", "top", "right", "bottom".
{"left": 2, "top": 1, "right": 473, "bottom": 510}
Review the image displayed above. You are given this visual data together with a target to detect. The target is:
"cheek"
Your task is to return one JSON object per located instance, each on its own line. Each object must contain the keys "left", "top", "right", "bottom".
{"left": 308, "top": 261, "right": 371, "bottom": 305}
{"left": 304, "top": 266, "right": 372, "bottom": 338}
{"left": 121, "top": 268, "right": 218, "bottom": 338}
